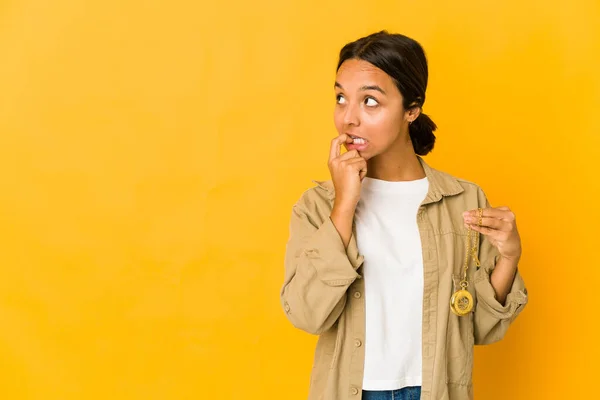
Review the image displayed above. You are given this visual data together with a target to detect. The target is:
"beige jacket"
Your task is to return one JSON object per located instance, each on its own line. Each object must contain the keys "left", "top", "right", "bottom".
{"left": 280, "top": 156, "right": 528, "bottom": 400}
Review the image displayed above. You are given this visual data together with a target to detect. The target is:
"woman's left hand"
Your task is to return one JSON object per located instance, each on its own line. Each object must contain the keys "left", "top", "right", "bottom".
{"left": 463, "top": 207, "right": 522, "bottom": 262}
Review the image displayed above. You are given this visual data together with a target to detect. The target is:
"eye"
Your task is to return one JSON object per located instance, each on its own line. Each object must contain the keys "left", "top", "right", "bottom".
{"left": 365, "top": 97, "right": 379, "bottom": 107}
{"left": 336, "top": 94, "right": 346, "bottom": 104}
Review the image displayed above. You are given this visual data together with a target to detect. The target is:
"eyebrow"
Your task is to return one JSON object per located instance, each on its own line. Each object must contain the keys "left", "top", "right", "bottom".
{"left": 334, "top": 82, "right": 386, "bottom": 95}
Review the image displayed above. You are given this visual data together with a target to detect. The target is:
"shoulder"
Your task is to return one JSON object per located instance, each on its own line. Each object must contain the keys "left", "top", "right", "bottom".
{"left": 454, "top": 176, "right": 484, "bottom": 193}
{"left": 425, "top": 161, "right": 490, "bottom": 204}
{"left": 292, "top": 179, "right": 334, "bottom": 211}
{"left": 288, "top": 180, "right": 335, "bottom": 227}
{"left": 445, "top": 174, "right": 492, "bottom": 205}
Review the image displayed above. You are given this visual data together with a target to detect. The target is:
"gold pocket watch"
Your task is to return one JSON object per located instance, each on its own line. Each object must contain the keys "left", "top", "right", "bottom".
{"left": 450, "top": 281, "right": 474, "bottom": 316}
{"left": 450, "top": 207, "right": 483, "bottom": 316}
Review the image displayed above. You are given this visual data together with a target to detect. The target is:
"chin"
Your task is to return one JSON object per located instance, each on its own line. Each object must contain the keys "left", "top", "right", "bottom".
{"left": 359, "top": 151, "right": 374, "bottom": 161}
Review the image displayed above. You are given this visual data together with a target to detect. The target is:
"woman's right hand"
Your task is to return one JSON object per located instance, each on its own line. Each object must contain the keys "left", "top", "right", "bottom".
{"left": 328, "top": 134, "right": 367, "bottom": 210}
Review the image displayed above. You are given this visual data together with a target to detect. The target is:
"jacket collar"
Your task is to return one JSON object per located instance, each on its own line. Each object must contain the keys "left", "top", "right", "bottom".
{"left": 312, "top": 156, "right": 464, "bottom": 205}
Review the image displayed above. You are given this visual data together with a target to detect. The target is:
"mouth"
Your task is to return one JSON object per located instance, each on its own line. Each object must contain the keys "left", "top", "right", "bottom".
{"left": 348, "top": 134, "right": 367, "bottom": 144}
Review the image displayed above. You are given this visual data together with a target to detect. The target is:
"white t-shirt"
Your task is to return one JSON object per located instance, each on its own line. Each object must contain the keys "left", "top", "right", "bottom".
{"left": 355, "top": 176, "right": 429, "bottom": 390}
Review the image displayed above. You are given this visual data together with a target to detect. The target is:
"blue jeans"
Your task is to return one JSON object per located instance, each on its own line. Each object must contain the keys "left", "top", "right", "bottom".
{"left": 362, "top": 386, "right": 422, "bottom": 400}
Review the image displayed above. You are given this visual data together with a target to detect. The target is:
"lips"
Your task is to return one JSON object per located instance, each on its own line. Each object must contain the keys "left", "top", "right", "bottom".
{"left": 347, "top": 134, "right": 367, "bottom": 144}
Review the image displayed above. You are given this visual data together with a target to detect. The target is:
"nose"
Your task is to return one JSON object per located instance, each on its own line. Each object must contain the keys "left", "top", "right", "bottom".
{"left": 343, "top": 102, "right": 360, "bottom": 127}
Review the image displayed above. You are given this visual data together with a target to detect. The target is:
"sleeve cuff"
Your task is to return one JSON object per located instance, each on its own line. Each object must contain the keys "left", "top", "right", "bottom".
{"left": 473, "top": 260, "right": 528, "bottom": 319}
{"left": 302, "top": 216, "right": 364, "bottom": 287}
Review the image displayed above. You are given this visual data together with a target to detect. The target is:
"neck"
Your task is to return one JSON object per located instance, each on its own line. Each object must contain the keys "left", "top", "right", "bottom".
{"left": 366, "top": 142, "right": 426, "bottom": 182}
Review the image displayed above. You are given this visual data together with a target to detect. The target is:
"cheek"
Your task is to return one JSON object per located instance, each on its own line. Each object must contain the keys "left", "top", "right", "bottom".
{"left": 362, "top": 110, "right": 399, "bottom": 136}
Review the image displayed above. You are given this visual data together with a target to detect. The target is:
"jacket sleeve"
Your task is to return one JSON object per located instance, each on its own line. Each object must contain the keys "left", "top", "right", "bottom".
{"left": 473, "top": 188, "right": 529, "bottom": 345}
{"left": 280, "top": 200, "right": 364, "bottom": 335}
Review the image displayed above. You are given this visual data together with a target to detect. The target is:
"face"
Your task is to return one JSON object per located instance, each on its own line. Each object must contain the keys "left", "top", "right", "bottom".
{"left": 334, "top": 58, "right": 416, "bottom": 160}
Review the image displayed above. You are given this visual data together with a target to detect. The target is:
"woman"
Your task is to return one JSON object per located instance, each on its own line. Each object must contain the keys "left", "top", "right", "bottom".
{"left": 281, "top": 31, "right": 528, "bottom": 400}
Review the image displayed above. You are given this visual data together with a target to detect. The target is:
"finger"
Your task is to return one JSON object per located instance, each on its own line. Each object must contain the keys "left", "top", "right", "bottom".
{"left": 464, "top": 207, "right": 515, "bottom": 221}
{"left": 343, "top": 158, "right": 367, "bottom": 175}
{"left": 463, "top": 207, "right": 501, "bottom": 218}
{"left": 349, "top": 159, "right": 368, "bottom": 181}
{"left": 343, "top": 155, "right": 367, "bottom": 171}
{"left": 359, "top": 167, "right": 368, "bottom": 181}
{"left": 329, "top": 134, "right": 345, "bottom": 162}
{"left": 467, "top": 223, "right": 498, "bottom": 237}
{"left": 464, "top": 216, "right": 507, "bottom": 231}
{"left": 342, "top": 158, "right": 367, "bottom": 171}
{"left": 329, "top": 134, "right": 353, "bottom": 162}
{"left": 338, "top": 149, "right": 361, "bottom": 161}
{"left": 345, "top": 156, "right": 367, "bottom": 164}
{"left": 469, "top": 224, "right": 512, "bottom": 244}
{"left": 344, "top": 157, "right": 367, "bottom": 169}
{"left": 495, "top": 207, "right": 516, "bottom": 221}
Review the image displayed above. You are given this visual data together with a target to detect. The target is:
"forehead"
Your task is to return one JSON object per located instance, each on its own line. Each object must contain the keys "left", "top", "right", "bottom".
{"left": 335, "top": 59, "right": 395, "bottom": 89}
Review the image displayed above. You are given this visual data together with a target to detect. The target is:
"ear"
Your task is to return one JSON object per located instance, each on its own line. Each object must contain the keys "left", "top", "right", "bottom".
{"left": 405, "top": 105, "right": 422, "bottom": 124}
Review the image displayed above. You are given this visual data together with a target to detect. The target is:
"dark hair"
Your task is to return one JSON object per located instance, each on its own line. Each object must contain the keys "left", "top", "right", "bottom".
{"left": 336, "top": 30, "right": 437, "bottom": 156}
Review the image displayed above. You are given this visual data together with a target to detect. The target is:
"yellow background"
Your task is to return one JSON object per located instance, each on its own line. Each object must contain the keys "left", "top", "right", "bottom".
{"left": 1, "top": 0, "right": 599, "bottom": 399}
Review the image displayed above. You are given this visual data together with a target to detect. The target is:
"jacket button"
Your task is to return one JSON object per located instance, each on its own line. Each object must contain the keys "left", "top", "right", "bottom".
{"left": 353, "top": 291, "right": 361, "bottom": 299}
{"left": 351, "top": 387, "right": 359, "bottom": 395}
{"left": 354, "top": 339, "right": 362, "bottom": 347}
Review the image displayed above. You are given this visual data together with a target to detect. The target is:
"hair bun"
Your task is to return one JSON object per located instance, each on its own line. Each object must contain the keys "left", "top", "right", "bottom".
{"left": 409, "top": 112, "right": 437, "bottom": 155}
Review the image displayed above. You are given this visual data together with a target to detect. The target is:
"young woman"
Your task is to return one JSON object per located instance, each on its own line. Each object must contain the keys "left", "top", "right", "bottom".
{"left": 281, "top": 31, "right": 528, "bottom": 400}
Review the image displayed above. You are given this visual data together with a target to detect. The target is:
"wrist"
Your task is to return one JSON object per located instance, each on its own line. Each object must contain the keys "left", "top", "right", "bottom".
{"left": 500, "top": 251, "right": 521, "bottom": 263}
{"left": 332, "top": 200, "right": 357, "bottom": 216}
{"left": 498, "top": 254, "right": 521, "bottom": 271}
